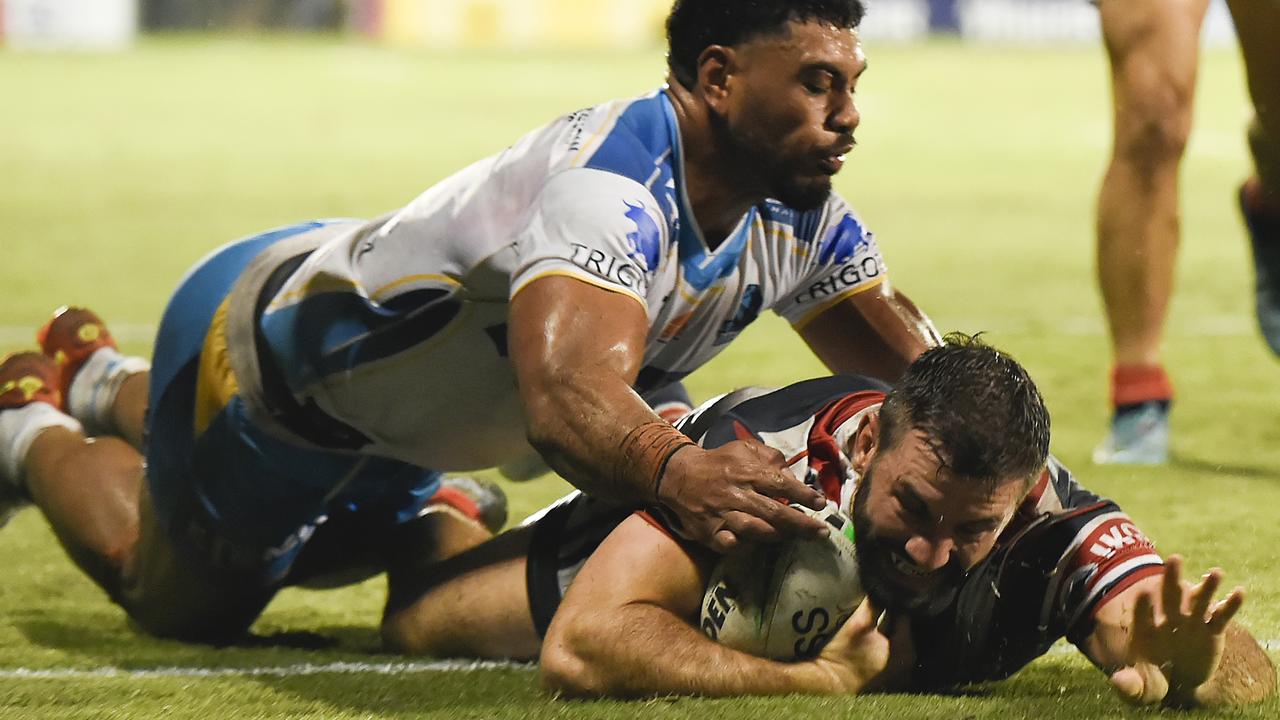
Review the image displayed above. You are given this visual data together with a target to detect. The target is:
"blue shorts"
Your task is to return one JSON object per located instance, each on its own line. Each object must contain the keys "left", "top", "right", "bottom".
{"left": 144, "top": 222, "right": 441, "bottom": 585}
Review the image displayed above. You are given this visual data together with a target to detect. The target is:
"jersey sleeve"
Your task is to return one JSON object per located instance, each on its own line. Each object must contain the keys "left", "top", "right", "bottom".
{"left": 1028, "top": 460, "right": 1164, "bottom": 643}
{"left": 771, "top": 196, "right": 889, "bottom": 327}
{"left": 509, "top": 167, "right": 667, "bottom": 310}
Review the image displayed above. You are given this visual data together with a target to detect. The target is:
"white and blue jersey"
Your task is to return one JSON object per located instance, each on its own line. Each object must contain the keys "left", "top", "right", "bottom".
{"left": 257, "top": 89, "right": 890, "bottom": 472}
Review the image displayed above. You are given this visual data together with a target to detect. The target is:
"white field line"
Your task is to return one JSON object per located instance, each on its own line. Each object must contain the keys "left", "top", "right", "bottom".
{"left": 0, "top": 659, "right": 533, "bottom": 680}
{"left": 0, "top": 314, "right": 1259, "bottom": 347}
{"left": 2, "top": 645, "right": 1278, "bottom": 679}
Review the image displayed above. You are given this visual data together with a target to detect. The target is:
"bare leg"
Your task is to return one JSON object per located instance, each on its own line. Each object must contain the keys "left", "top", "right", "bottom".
{"left": 23, "top": 426, "right": 142, "bottom": 595}
{"left": 1097, "top": 0, "right": 1209, "bottom": 369}
{"left": 1227, "top": 0, "right": 1280, "bottom": 199}
{"left": 110, "top": 372, "right": 149, "bottom": 451}
{"left": 381, "top": 523, "right": 542, "bottom": 660}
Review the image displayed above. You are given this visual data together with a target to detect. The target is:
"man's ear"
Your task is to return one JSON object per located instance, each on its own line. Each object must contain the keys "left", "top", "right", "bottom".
{"left": 850, "top": 411, "right": 879, "bottom": 475}
{"left": 695, "top": 45, "right": 736, "bottom": 115}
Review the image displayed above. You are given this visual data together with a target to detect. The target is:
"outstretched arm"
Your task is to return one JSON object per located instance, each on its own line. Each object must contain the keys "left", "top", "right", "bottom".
{"left": 1079, "top": 555, "right": 1276, "bottom": 707}
{"left": 509, "top": 276, "right": 827, "bottom": 552}
{"left": 798, "top": 281, "right": 940, "bottom": 383}
{"left": 539, "top": 513, "right": 902, "bottom": 698}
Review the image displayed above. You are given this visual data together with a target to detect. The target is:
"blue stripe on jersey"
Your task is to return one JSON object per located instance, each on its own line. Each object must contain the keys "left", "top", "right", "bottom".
{"left": 757, "top": 199, "right": 825, "bottom": 244}
{"left": 585, "top": 92, "right": 753, "bottom": 292}
{"left": 261, "top": 288, "right": 459, "bottom": 389}
{"left": 817, "top": 214, "right": 869, "bottom": 265}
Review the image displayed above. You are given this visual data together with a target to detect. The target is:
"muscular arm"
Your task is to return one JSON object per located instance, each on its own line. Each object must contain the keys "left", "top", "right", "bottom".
{"left": 509, "top": 276, "right": 826, "bottom": 549}
{"left": 1079, "top": 558, "right": 1276, "bottom": 707}
{"left": 798, "top": 282, "right": 940, "bottom": 383}
{"left": 539, "top": 514, "right": 889, "bottom": 698}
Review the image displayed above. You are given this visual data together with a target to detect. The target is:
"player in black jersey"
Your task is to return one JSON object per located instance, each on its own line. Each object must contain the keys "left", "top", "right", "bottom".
{"left": 387, "top": 338, "right": 1274, "bottom": 706}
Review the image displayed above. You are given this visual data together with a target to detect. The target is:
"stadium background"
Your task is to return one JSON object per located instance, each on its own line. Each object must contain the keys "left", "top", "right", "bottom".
{"left": 1, "top": 1, "right": 1278, "bottom": 718}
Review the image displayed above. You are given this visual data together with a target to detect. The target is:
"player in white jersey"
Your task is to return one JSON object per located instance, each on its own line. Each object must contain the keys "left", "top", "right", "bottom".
{"left": 382, "top": 338, "right": 1274, "bottom": 707}
{"left": 0, "top": 0, "right": 942, "bottom": 643}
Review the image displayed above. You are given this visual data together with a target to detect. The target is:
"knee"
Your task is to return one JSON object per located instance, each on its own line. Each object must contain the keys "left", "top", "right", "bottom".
{"left": 1113, "top": 84, "right": 1193, "bottom": 175}
{"left": 380, "top": 605, "right": 438, "bottom": 655}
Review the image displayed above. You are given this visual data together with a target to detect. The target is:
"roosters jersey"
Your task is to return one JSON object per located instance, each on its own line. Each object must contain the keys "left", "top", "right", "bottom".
{"left": 681, "top": 376, "right": 1165, "bottom": 686}
{"left": 254, "top": 89, "right": 888, "bottom": 471}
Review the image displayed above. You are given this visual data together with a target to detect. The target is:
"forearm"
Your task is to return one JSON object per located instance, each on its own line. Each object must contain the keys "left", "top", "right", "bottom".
{"left": 801, "top": 285, "right": 940, "bottom": 383}
{"left": 541, "top": 602, "right": 844, "bottom": 698}
{"left": 523, "top": 368, "right": 683, "bottom": 504}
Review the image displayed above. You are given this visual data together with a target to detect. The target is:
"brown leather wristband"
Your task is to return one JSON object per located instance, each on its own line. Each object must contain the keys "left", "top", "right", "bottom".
{"left": 616, "top": 421, "right": 696, "bottom": 501}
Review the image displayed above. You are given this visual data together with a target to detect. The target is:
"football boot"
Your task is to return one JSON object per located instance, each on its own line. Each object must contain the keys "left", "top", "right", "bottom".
{"left": 1092, "top": 400, "right": 1169, "bottom": 466}
{"left": 0, "top": 352, "right": 62, "bottom": 528}
{"left": 1239, "top": 181, "right": 1280, "bottom": 357}
{"left": 36, "top": 306, "right": 118, "bottom": 406}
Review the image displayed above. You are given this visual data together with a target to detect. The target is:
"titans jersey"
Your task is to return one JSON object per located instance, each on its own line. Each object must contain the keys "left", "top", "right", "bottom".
{"left": 254, "top": 89, "right": 888, "bottom": 471}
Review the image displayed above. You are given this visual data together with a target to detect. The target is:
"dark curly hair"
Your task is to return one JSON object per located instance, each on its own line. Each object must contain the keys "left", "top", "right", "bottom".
{"left": 665, "top": 0, "right": 867, "bottom": 89}
{"left": 878, "top": 333, "right": 1051, "bottom": 485}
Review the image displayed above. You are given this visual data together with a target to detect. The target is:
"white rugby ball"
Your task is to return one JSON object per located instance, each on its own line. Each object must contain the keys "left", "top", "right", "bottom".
{"left": 698, "top": 504, "right": 864, "bottom": 660}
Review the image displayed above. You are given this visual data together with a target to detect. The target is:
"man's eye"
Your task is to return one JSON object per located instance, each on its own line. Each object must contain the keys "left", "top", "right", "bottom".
{"left": 803, "top": 82, "right": 828, "bottom": 94}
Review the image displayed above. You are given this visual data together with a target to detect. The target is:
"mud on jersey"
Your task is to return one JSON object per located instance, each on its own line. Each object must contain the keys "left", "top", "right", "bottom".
{"left": 254, "top": 89, "right": 888, "bottom": 472}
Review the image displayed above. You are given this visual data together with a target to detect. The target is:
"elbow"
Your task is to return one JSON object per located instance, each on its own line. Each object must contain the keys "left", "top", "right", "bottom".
{"left": 539, "top": 618, "right": 616, "bottom": 698}
{"left": 540, "top": 643, "right": 600, "bottom": 698}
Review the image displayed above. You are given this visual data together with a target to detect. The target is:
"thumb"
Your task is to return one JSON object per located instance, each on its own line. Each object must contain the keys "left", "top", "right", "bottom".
{"left": 1110, "top": 667, "right": 1145, "bottom": 704}
{"left": 1110, "top": 664, "right": 1168, "bottom": 705}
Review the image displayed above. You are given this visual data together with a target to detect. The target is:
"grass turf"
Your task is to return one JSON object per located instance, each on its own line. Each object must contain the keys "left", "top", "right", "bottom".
{"left": 1, "top": 35, "right": 1278, "bottom": 718}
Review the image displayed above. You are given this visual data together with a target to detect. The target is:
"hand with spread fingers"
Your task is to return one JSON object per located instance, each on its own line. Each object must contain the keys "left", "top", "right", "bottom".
{"left": 1109, "top": 555, "right": 1245, "bottom": 707}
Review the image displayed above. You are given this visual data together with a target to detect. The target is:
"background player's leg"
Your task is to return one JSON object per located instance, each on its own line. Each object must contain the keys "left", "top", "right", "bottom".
{"left": 1227, "top": 0, "right": 1280, "bottom": 356}
{"left": 380, "top": 522, "right": 542, "bottom": 660}
{"left": 1093, "top": 0, "right": 1210, "bottom": 464}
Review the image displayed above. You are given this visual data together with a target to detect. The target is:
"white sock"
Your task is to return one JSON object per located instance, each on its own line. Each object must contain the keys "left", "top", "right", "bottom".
{"left": 0, "top": 402, "right": 83, "bottom": 486}
{"left": 66, "top": 347, "right": 149, "bottom": 436}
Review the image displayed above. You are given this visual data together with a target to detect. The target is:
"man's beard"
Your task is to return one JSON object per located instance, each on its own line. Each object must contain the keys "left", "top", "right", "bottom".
{"left": 713, "top": 114, "right": 833, "bottom": 212}
{"left": 851, "top": 464, "right": 968, "bottom": 615}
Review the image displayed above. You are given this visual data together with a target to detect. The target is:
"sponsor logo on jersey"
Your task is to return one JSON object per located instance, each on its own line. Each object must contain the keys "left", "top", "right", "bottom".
{"left": 796, "top": 256, "right": 884, "bottom": 305}
{"left": 568, "top": 242, "right": 646, "bottom": 292}
{"left": 623, "top": 200, "right": 662, "bottom": 271}
{"left": 818, "top": 214, "right": 870, "bottom": 265}
{"left": 1085, "top": 517, "right": 1152, "bottom": 560}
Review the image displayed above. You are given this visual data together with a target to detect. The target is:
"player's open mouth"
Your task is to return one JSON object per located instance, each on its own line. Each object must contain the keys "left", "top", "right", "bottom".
{"left": 818, "top": 152, "right": 848, "bottom": 175}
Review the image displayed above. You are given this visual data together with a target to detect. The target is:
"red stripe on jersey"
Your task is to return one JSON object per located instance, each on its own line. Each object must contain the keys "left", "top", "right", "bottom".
{"left": 1092, "top": 564, "right": 1166, "bottom": 615}
{"left": 732, "top": 419, "right": 757, "bottom": 442}
{"left": 806, "top": 391, "right": 885, "bottom": 502}
{"left": 1060, "top": 513, "right": 1159, "bottom": 613}
{"left": 636, "top": 510, "right": 677, "bottom": 540}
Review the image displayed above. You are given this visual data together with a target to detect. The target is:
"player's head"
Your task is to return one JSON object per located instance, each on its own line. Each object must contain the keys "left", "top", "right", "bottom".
{"left": 848, "top": 334, "right": 1052, "bottom": 612}
{"left": 665, "top": 0, "right": 868, "bottom": 210}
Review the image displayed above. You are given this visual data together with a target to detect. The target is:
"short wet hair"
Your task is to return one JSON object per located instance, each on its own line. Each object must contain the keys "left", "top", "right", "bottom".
{"left": 665, "top": 0, "right": 867, "bottom": 89}
{"left": 878, "top": 333, "right": 1051, "bottom": 485}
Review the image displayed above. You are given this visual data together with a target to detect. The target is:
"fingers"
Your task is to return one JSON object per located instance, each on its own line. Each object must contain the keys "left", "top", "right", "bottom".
{"left": 1206, "top": 587, "right": 1245, "bottom": 633}
{"left": 1161, "top": 555, "right": 1184, "bottom": 619}
{"left": 1110, "top": 664, "right": 1169, "bottom": 706}
{"left": 1188, "top": 569, "right": 1222, "bottom": 621}
{"left": 749, "top": 467, "right": 826, "bottom": 511}
{"left": 843, "top": 596, "right": 881, "bottom": 639}
{"left": 709, "top": 528, "right": 739, "bottom": 554}
{"left": 1133, "top": 587, "right": 1158, "bottom": 638}
{"left": 741, "top": 492, "right": 828, "bottom": 539}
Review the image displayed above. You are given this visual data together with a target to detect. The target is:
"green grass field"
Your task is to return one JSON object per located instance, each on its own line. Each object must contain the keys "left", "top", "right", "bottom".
{"left": 2, "top": 35, "right": 1278, "bottom": 719}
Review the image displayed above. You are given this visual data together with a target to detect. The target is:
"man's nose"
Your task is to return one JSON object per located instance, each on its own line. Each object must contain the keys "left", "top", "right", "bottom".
{"left": 903, "top": 534, "right": 954, "bottom": 572}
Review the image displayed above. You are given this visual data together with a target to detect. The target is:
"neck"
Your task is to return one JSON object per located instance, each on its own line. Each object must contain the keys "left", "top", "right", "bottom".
{"left": 664, "top": 81, "right": 765, "bottom": 248}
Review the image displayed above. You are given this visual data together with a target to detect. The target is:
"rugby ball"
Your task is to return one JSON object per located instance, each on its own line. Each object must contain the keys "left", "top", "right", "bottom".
{"left": 698, "top": 504, "right": 864, "bottom": 660}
